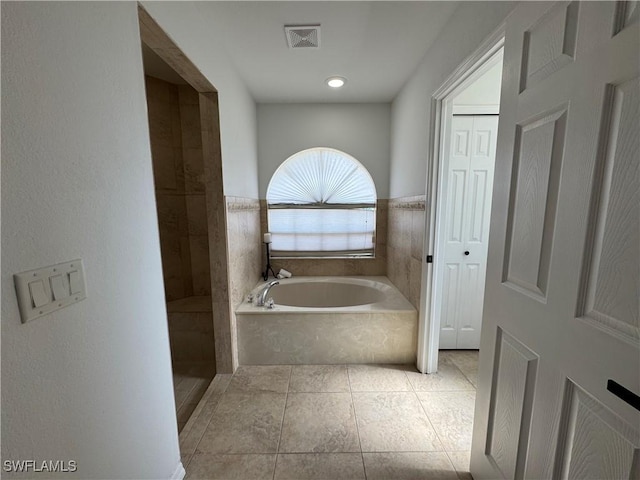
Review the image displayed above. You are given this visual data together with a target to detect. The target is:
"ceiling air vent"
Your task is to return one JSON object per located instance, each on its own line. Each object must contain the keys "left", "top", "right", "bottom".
{"left": 284, "top": 25, "right": 321, "bottom": 49}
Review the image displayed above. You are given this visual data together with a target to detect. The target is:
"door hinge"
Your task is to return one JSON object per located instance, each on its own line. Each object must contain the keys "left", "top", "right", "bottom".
{"left": 426, "top": 255, "right": 433, "bottom": 263}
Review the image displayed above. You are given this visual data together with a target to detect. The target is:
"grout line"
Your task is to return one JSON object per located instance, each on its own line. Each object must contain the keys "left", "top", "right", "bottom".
{"left": 346, "top": 365, "right": 367, "bottom": 479}
{"left": 404, "top": 369, "right": 415, "bottom": 393}
{"left": 444, "top": 451, "right": 467, "bottom": 480}
{"left": 415, "top": 391, "right": 448, "bottom": 457}
{"left": 271, "top": 452, "right": 280, "bottom": 480}
{"left": 273, "top": 365, "right": 293, "bottom": 480}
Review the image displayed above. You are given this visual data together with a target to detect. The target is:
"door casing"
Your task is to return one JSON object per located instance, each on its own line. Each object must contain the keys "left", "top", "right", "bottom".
{"left": 417, "top": 27, "right": 505, "bottom": 374}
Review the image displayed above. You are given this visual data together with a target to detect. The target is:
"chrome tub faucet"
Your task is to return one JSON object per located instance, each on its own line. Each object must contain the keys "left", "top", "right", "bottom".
{"left": 256, "top": 280, "right": 279, "bottom": 306}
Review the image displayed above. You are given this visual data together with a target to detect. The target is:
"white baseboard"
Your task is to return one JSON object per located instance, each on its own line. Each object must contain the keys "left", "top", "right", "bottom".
{"left": 170, "top": 461, "right": 186, "bottom": 480}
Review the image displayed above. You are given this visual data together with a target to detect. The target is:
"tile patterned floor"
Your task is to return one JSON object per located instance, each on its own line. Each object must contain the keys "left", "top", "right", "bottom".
{"left": 173, "top": 363, "right": 216, "bottom": 432}
{"left": 180, "top": 351, "right": 478, "bottom": 480}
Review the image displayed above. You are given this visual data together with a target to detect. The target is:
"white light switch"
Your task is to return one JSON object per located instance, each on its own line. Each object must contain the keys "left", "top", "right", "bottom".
{"left": 68, "top": 271, "right": 82, "bottom": 295}
{"left": 50, "top": 274, "right": 68, "bottom": 300}
{"left": 29, "top": 280, "right": 49, "bottom": 308}
{"left": 14, "top": 259, "right": 86, "bottom": 323}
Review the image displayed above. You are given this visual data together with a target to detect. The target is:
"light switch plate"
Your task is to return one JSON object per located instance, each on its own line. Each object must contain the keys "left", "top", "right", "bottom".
{"left": 14, "top": 259, "right": 87, "bottom": 323}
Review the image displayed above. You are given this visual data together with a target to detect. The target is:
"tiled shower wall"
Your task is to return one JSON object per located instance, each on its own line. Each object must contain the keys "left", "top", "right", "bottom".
{"left": 145, "top": 76, "right": 211, "bottom": 300}
{"left": 387, "top": 196, "right": 426, "bottom": 308}
{"left": 178, "top": 86, "right": 211, "bottom": 297}
{"left": 225, "top": 196, "right": 262, "bottom": 369}
{"left": 259, "top": 199, "right": 388, "bottom": 276}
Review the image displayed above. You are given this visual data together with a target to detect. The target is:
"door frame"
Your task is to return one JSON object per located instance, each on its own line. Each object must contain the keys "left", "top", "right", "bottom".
{"left": 138, "top": 4, "right": 235, "bottom": 374}
{"left": 417, "top": 25, "right": 505, "bottom": 374}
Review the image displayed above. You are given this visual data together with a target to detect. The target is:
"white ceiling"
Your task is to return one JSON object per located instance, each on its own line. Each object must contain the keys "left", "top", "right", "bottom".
{"left": 143, "top": 1, "right": 459, "bottom": 103}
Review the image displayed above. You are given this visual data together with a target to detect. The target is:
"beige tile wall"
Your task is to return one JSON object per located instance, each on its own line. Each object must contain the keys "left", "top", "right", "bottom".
{"left": 259, "top": 199, "right": 388, "bottom": 276}
{"left": 145, "top": 76, "right": 212, "bottom": 301}
{"left": 167, "top": 309, "right": 215, "bottom": 364}
{"left": 225, "top": 197, "right": 262, "bottom": 369}
{"left": 146, "top": 76, "right": 192, "bottom": 301}
{"left": 179, "top": 86, "right": 211, "bottom": 297}
{"left": 387, "top": 196, "right": 426, "bottom": 308}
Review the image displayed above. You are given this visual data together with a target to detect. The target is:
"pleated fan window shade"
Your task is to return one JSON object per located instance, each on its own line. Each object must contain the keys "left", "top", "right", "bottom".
{"left": 266, "top": 148, "right": 377, "bottom": 258}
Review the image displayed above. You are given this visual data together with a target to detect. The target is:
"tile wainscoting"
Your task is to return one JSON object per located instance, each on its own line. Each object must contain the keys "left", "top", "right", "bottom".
{"left": 225, "top": 197, "right": 262, "bottom": 370}
{"left": 387, "top": 195, "right": 426, "bottom": 308}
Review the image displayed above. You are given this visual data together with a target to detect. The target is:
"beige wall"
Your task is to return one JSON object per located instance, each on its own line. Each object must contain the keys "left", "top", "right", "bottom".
{"left": 257, "top": 104, "right": 391, "bottom": 199}
{"left": 260, "top": 200, "right": 388, "bottom": 277}
{"left": 387, "top": 196, "right": 426, "bottom": 308}
{"left": 390, "top": 2, "right": 515, "bottom": 197}
{"left": 141, "top": 1, "right": 259, "bottom": 198}
{"left": 146, "top": 76, "right": 211, "bottom": 301}
{"left": 225, "top": 196, "right": 262, "bottom": 369}
{"left": 2, "top": 3, "right": 181, "bottom": 477}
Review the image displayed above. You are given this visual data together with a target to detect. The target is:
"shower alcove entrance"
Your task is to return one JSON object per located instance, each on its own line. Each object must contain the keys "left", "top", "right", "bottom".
{"left": 138, "top": 5, "right": 231, "bottom": 433}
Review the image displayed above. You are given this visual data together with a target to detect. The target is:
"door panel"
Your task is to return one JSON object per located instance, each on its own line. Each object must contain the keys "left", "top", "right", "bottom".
{"left": 469, "top": 170, "right": 489, "bottom": 244}
{"left": 457, "top": 262, "right": 483, "bottom": 349}
{"left": 485, "top": 329, "right": 538, "bottom": 479}
{"left": 503, "top": 107, "right": 566, "bottom": 300}
{"left": 440, "top": 263, "right": 461, "bottom": 348}
{"left": 579, "top": 78, "right": 639, "bottom": 342}
{"left": 449, "top": 169, "right": 467, "bottom": 242}
{"left": 471, "top": 2, "right": 640, "bottom": 478}
{"left": 556, "top": 382, "right": 639, "bottom": 479}
{"left": 438, "top": 115, "right": 498, "bottom": 349}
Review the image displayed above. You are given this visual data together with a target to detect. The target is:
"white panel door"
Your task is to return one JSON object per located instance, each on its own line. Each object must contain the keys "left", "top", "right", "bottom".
{"left": 471, "top": 2, "right": 640, "bottom": 479}
{"left": 438, "top": 115, "right": 498, "bottom": 349}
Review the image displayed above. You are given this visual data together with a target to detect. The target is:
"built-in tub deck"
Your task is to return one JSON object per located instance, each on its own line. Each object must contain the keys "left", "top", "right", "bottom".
{"left": 236, "top": 276, "right": 417, "bottom": 365}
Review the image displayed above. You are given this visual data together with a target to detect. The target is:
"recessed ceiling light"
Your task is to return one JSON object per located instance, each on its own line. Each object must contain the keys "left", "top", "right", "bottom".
{"left": 326, "top": 76, "right": 346, "bottom": 88}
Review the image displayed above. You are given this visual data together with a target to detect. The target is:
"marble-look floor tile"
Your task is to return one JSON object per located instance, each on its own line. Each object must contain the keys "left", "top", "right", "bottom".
{"left": 447, "top": 451, "right": 473, "bottom": 480}
{"left": 279, "top": 393, "right": 360, "bottom": 453}
{"left": 441, "top": 350, "right": 478, "bottom": 370}
{"left": 347, "top": 364, "right": 412, "bottom": 392}
{"left": 180, "top": 396, "right": 220, "bottom": 455}
{"left": 185, "top": 453, "right": 276, "bottom": 480}
{"left": 197, "top": 393, "right": 286, "bottom": 454}
{"left": 352, "top": 392, "right": 442, "bottom": 452}
{"left": 441, "top": 351, "right": 479, "bottom": 388}
{"left": 460, "top": 370, "right": 477, "bottom": 388}
{"left": 274, "top": 453, "right": 365, "bottom": 480}
{"left": 226, "top": 365, "right": 291, "bottom": 393}
{"left": 289, "top": 365, "right": 350, "bottom": 392}
{"left": 363, "top": 452, "right": 459, "bottom": 480}
{"left": 417, "top": 391, "right": 476, "bottom": 451}
{"left": 405, "top": 363, "right": 474, "bottom": 392}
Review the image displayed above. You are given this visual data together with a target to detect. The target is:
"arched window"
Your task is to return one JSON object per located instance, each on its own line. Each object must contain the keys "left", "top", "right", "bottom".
{"left": 266, "top": 147, "right": 377, "bottom": 258}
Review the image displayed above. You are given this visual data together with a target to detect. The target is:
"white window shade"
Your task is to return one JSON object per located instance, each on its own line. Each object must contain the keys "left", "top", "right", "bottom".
{"left": 266, "top": 148, "right": 377, "bottom": 257}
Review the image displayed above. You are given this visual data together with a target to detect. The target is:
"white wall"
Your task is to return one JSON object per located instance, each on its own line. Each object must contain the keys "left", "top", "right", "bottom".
{"left": 389, "top": 1, "right": 515, "bottom": 198}
{"left": 1, "top": 3, "right": 181, "bottom": 479}
{"left": 141, "top": 1, "right": 259, "bottom": 199}
{"left": 257, "top": 104, "right": 391, "bottom": 199}
{"left": 453, "top": 60, "right": 503, "bottom": 107}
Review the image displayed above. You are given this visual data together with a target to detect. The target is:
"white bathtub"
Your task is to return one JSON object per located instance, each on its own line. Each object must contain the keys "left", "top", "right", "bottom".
{"left": 236, "top": 276, "right": 417, "bottom": 364}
